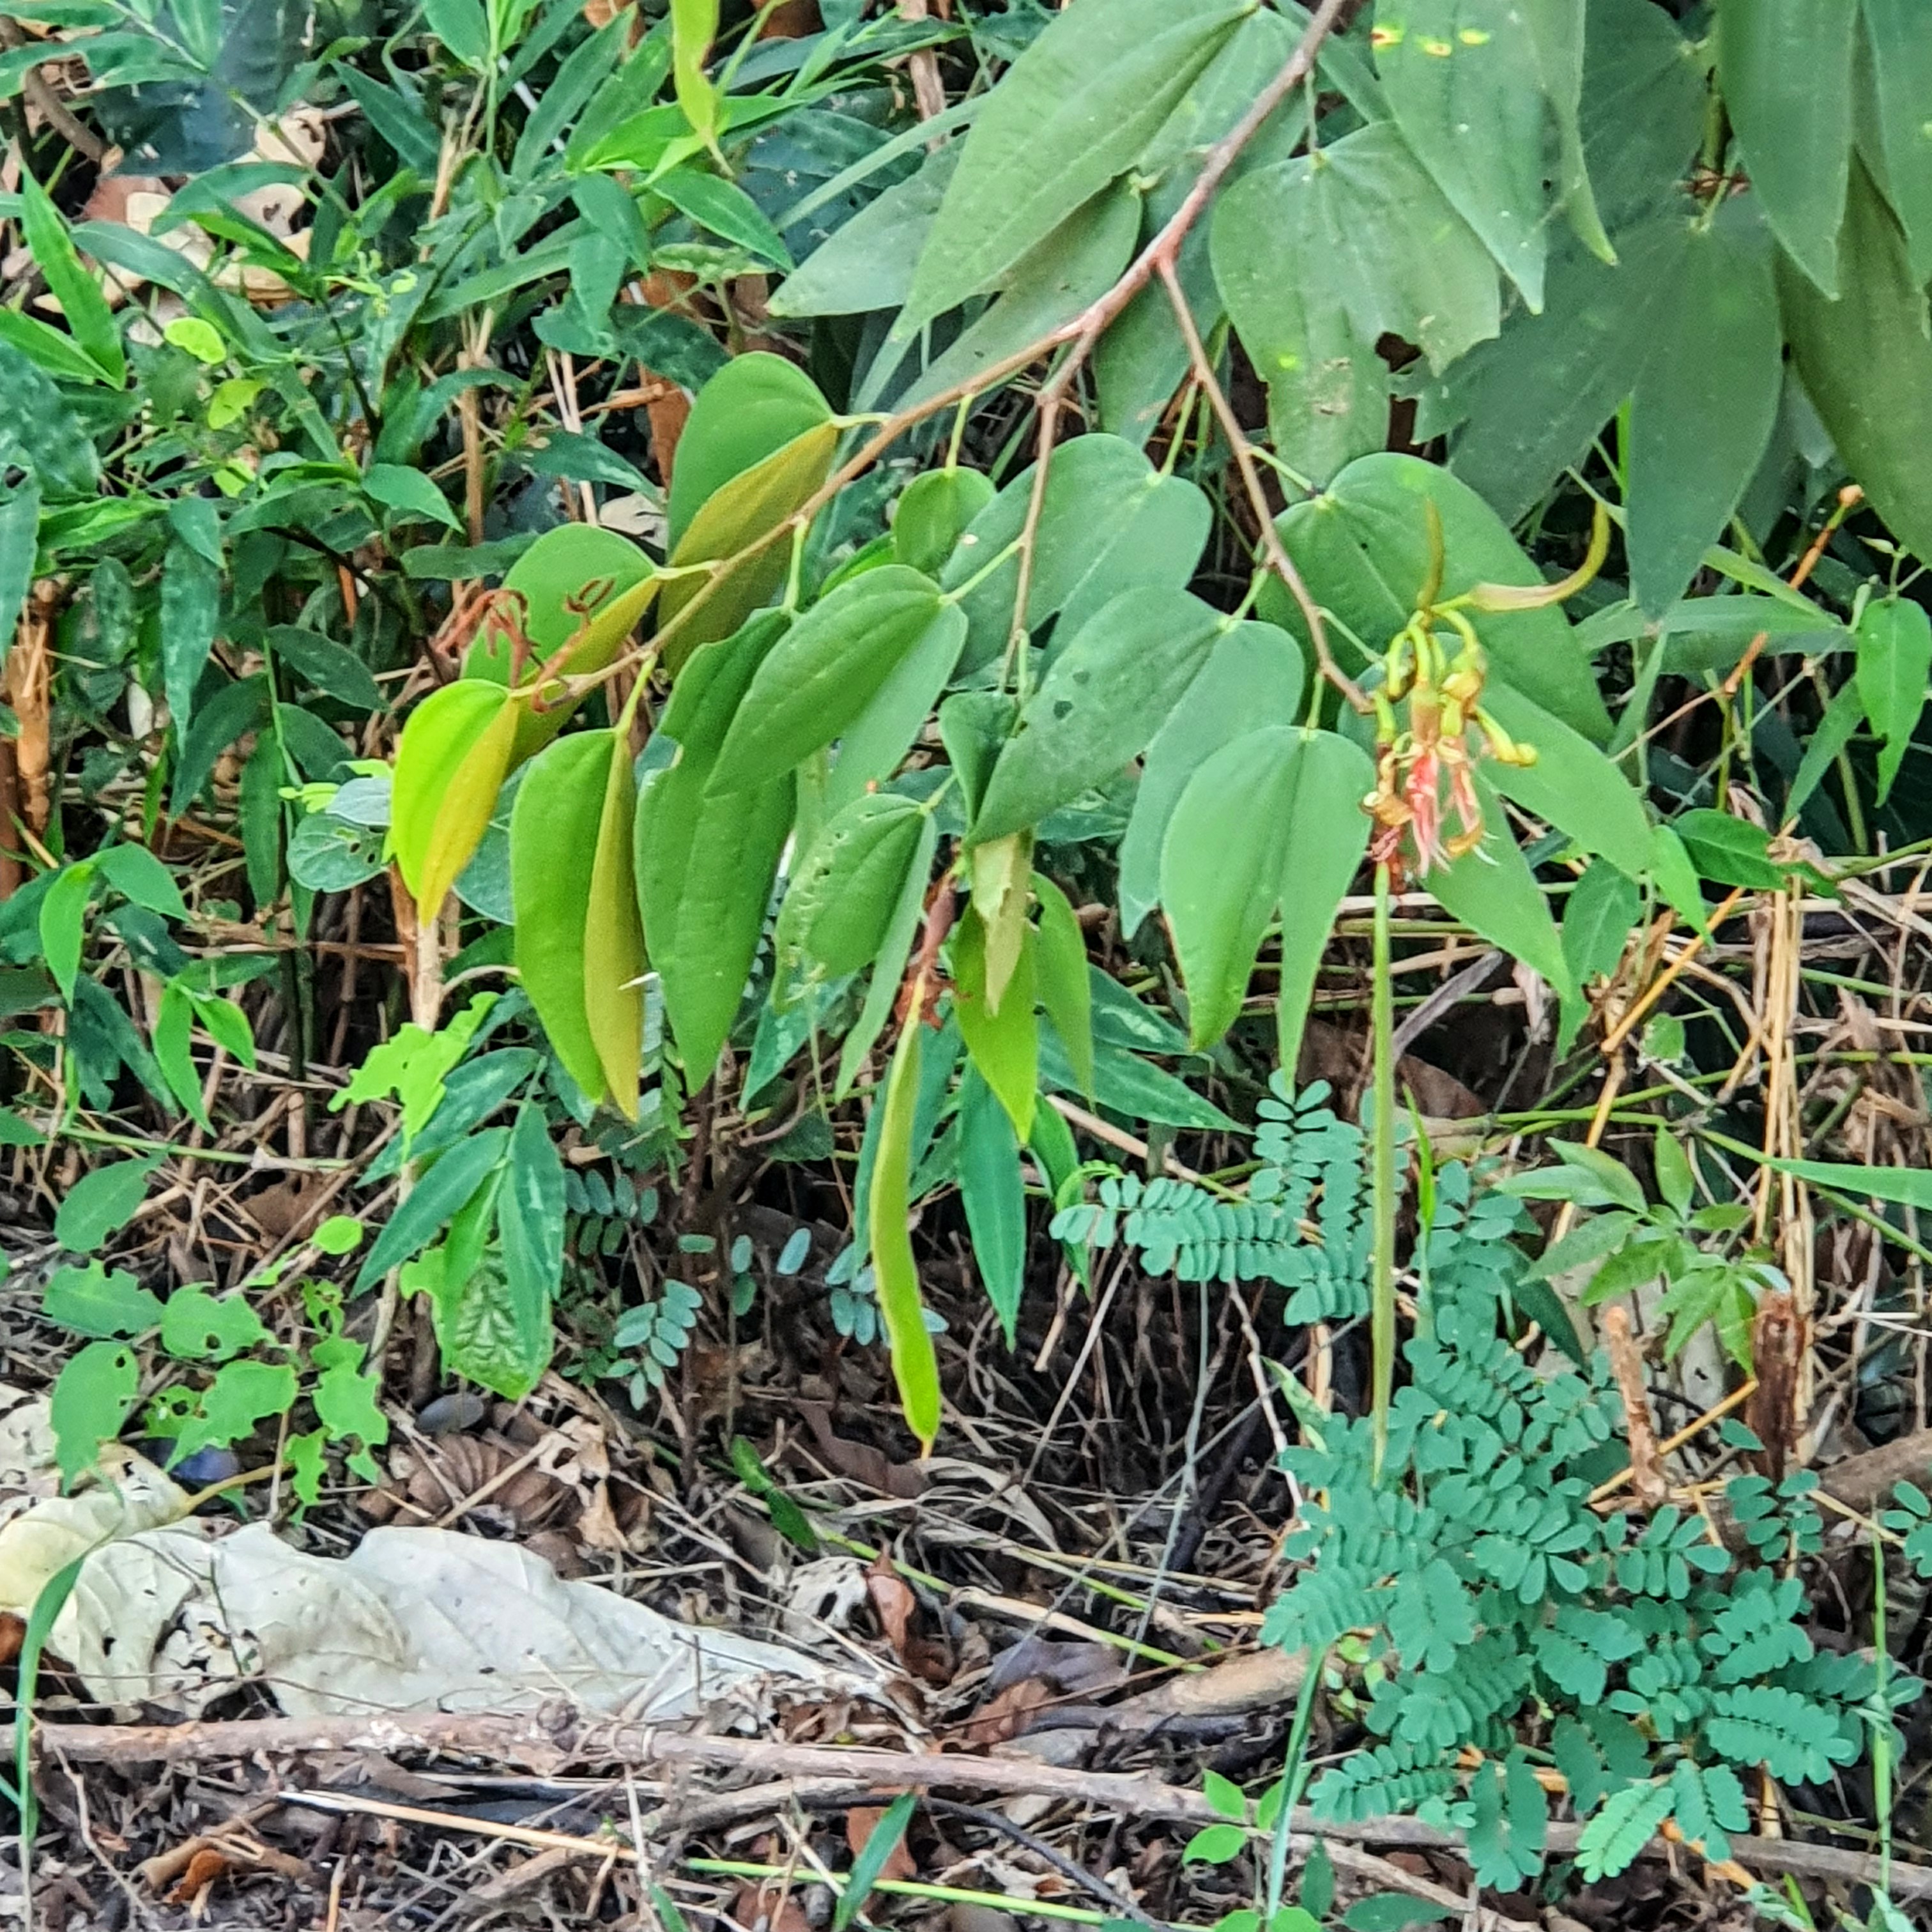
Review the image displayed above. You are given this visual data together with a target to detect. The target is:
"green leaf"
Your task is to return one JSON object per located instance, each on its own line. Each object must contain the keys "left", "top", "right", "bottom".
{"left": 1267, "top": 453, "right": 1611, "bottom": 742}
{"left": 666, "top": 352, "right": 831, "bottom": 550}
{"left": 0, "top": 479, "right": 38, "bottom": 643}
{"left": 19, "top": 165, "right": 123, "bottom": 384}
{"left": 1788, "top": 676, "right": 1867, "bottom": 824}
{"left": 772, "top": 146, "right": 958, "bottom": 319}
{"left": 1561, "top": 857, "right": 1639, "bottom": 986}
{"left": 835, "top": 812, "right": 939, "bottom": 1096}
{"left": 636, "top": 615, "right": 796, "bottom": 1084}
{"left": 160, "top": 1284, "right": 268, "bottom": 1360}
{"left": 1164, "top": 726, "right": 1303, "bottom": 1050}
{"left": 1779, "top": 158, "right": 1932, "bottom": 564}
{"left": 958, "top": 1064, "right": 1025, "bottom": 1348}
{"left": 1673, "top": 808, "right": 1787, "bottom": 890}
{"left": 174, "top": 1357, "right": 298, "bottom": 1465}
{"left": 870, "top": 1020, "right": 943, "bottom": 1453}
{"left": 901, "top": 0, "right": 1250, "bottom": 331}
{"left": 500, "top": 1098, "right": 565, "bottom": 1341}
{"left": 1271, "top": 730, "right": 1376, "bottom": 1077}
{"left": 39, "top": 861, "right": 95, "bottom": 1006}
{"left": 1668, "top": 1759, "right": 1746, "bottom": 1862}
{"left": 1429, "top": 774, "right": 1574, "bottom": 1004}
{"left": 1575, "top": 1778, "right": 1674, "bottom": 1882}
{"left": 42, "top": 1261, "right": 162, "bottom": 1338}
{"left": 952, "top": 907, "right": 1037, "bottom": 1141}
{"left": 658, "top": 420, "right": 841, "bottom": 670}
{"left": 162, "top": 540, "right": 222, "bottom": 737}
{"left": 656, "top": 166, "right": 792, "bottom": 268}
{"left": 268, "top": 625, "right": 385, "bottom": 712}
{"left": 824, "top": 601, "right": 970, "bottom": 813}
{"left": 1717, "top": 0, "right": 1855, "bottom": 295}
{"left": 1374, "top": 0, "right": 1551, "bottom": 307}
{"left": 1031, "top": 874, "right": 1092, "bottom": 1100}
{"left": 972, "top": 590, "right": 1225, "bottom": 842}
{"left": 1855, "top": 594, "right": 1932, "bottom": 802}
{"left": 0, "top": 308, "right": 116, "bottom": 383}
{"left": 313, "top": 1215, "right": 364, "bottom": 1255}
{"left": 54, "top": 1156, "right": 157, "bottom": 1253}
{"left": 0, "top": 339, "right": 98, "bottom": 498}
{"left": 49, "top": 1341, "right": 137, "bottom": 1487}
{"left": 710, "top": 567, "right": 951, "bottom": 791}
{"left": 1860, "top": 0, "right": 1932, "bottom": 277}
{"left": 1626, "top": 202, "right": 1782, "bottom": 615}
{"left": 1204, "top": 1770, "right": 1246, "bottom": 1821}
{"left": 587, "top": 734, "right": 647, "bottom": 1118}
{"left": 1182, "top": 1824, "right": 1248, "bottom": 1866}
{"left": 893, "top": 467, "right": 996, "bottom": 578}
{"left": 364, "top": 462, "right": 463, "bottom": 532}
{"left": 1524, "top": 0, "right": 1607, "bottom": 259}
{"left": 780, "top": 793, "right": 929, "bottom": 982}
{"left": 392, "top": 680, "right": 517, "bottom": 924}
{"left": 836, "top": 1792, "right": 919, "bottom": 1932}
{"left": 425, "top": 0, "right": 490, "bottom": 66}
{"left": 95, "top": 841, "right": 190, "bottom": 921}
{"left": 671, "top": 0, "right": 721, "bottom": 154}
{"left": 1765, "top": 1154, "right": 1932, "bottom": 1209}
{"left": 355, "top": 1128, "right": 509, "bottom": 1292}
{"left": 1340, "top": 1897, "right": 1452, "bottom": 1931}
{"left": 1120, "top": 622, "right": 1305, "bottom": 938}
{"left": 1213, "top": 122, "right": 1500, "bottom": 482}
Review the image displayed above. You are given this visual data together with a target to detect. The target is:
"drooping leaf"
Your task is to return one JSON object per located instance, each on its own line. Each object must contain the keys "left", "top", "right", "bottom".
{"left": 39, "top": 862, "right": 95, "bottom": 1006}
{"left": 901, "top": 0, "right": 1251, "bottom": 331}
{"left": 780, "top": 793, "right": 930, "bottom": 983}
{"left": 1031, "top": 873, "right": 1093, "bottom": 1100}
{"left": 958, "top": 1064, "right": 1025, "bottom": 1347}
{"left": 771, "top": 146, "right": 959, "bottom": 319}
{"left": 972, "top": 590, "right": 1225, "bottom": 841}
{"left": 1717, "top": 0, "right": 1855, "bottom": 295}
{"left": 1779, "top": 158, "right": 1932, "bottom": 566}
{"left": 1860, "top": 0, "right": 1932, "bottom": 278}
{"left": 825, "top": 601, "right": 970, "bottom": 814}
{"left": 951, "top": 907, "right": 1038, "bottom": 1140}
{"left": 1119, "top": 620, "right": 1306, "bottom": 937}
{"left": 585, "top": 735, "right": 645, "bottom": 1117}
{"left": 161, "top": 540, "right": 221, "bottom": 737}
{"left": 1429, "top": 773, "right": 1575, "bottom": 1006}
{"left": 18, "top": 165, "right": 124, "bottom": 385}
{"left": 1625, "top": 200, "right": 1782, "bottom": 616}
{"left": 1855, "top": 593, "right": 1932, "bottom": 801}
{"left": 666, "top": 352, "right": 832, "bottom": 549}
{"left": 710, "top": 567, "right": 951, "bottom": 792}
{"left": 1272, "top": 730, "right": 1376, "bottom": 1075}
{"left": 1164, "top": 726, "right": 1303, "bottom": 1050}
{"left": 835, "top": 811, "right": 939, "bottom": 1096}
{"left": 870, "top": 1018, "right": 942, "bottom": 1453}
{"left": 1374, "top": 0, "right": 1552, "bottom": 307}
{"left": 392, "top": 680, "right": 518, "bottom": 924}
{"left": 893, "top": 467, "right": 997, "bottom": 578}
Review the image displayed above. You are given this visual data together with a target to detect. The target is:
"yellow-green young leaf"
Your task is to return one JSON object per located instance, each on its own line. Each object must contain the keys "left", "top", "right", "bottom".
{"left": 1716, "top": 0, "right": 1854, "bottom": 296}
{"left": 394, "top": 680, "right": 518, "bottom": 924}
{"left": 512, "top": 732, "right": 614, "bottom": 1104}
{"left": 971, "top": 589, "right": 1226, "bottom": 843}
{"left": 1031, "top": 873, "right": 1092, "bottom": 1098}
{"left": 779, "top": 792, "right": 928, "bottom": 981}
{"left": 585, "top": 735, "right": 645, "bottom": 1117}
{"left": 870, "top": 1016, "right": 942, "bottom": 1451}
{"left": 1164, "top": 726, "right": 1303, "bottom": 1050}
{"left": 671, "top": 0, "right": 723, "bottom": 158}
{"left": 1273, "top": 729, "right": 1374, "bottom": 1077}
{"left": 657, "top": 420, "right": 840, "bottom": 671}
{"left": 969, "top": 831, "right": 1031, "bottom": 1013}
{"left": 668, "top": 353, "right": 832, "bottom": 549}
{"left": 1855, "top": 594, "right": 1932, "bottom": 804}
{"left": 709, "top": 566, "right": 949, "bottom": 792}
{"left": 901, "top": 0, "right": 1251, "bottom": 332}
{"left": 1779, "top": 159, "right": 1932, "bottom": 571}
{"left": 952, "top": 907, "right": 1037, "bottom": 1140}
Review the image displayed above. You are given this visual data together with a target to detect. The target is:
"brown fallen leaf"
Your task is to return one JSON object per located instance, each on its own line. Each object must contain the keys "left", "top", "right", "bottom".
{"left": 797, "top": 1399, "right": 925, "bottom": 1499}
{"left": 166, "top": 1847, "right": 231, "bottom": 1905}
{"left": 730, "top": 1879, "right": 814, "bottom": 1932}
{"left": 866, "top": 1550, "right": 916, "bottom": 1660}
{"left": 846, "top": 1804, "right": 917, "bottom": 1882}
{"left": 960, "top": 1675, "right": 1053, "bottom": 1747}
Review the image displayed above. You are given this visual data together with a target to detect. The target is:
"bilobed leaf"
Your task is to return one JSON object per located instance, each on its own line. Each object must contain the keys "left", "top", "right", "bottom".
{"left": 1717, "top": 0, "right": 1855, "bottom": 295}
{"left": 710, "top": 567, "right": 950, "bottom": 792}
{"left": 657, "top": 420, "right": 840, "bottom": 670}
{"left": 1165, "top": 727, "right": 1302, "bottom": 1050}
{"left": 636, "top": 614, "right": 795, "bottom": 1084}
{"left": 19, "top": 166, "right": 123, "bottom": 385}
{"left": 1121, "top": 622, "right": 1306, "bottom": 937}
{"left": 1855, "top": 593, "right": 1932, "bottom": 802}
{"left": 901, "top": 0, "right": 1251, "bottom": 331}
{"left": 958, "top": 1064, "right": 1025, "bottom": 1346}
{"left": 392, "top": 680, "right": 518, "bottom": 924}
{"left": 1031, "top": 873, "right": 1092, "bottom": 1100}
{"left": 585, "top": 735, "right": 645, "bottom": 1117}
{"left": 1213, "top": 123, "right": 1500, "bottom": 482}
{"left": 511, "top": 733, "right": 609, "bottom": 1103}
{"left": 1267, "top": 453, "right": 1612, "bottom": 742}
{"left": 1779, "top": 158, "right": 1932, "bottom": 566}
{"left": 1271, "top": 730, "right": 1374, "bottom": 1075}
{"left": 952, "top": 907, "right": 1037, "bottom": 1140}
{"left": 667, "top": 353, "right": 831, "bottom": 549}
{"left": 1429, "top": 774, "right": 1574, "bottom": 1004}
{"left": 870, "top": 1018, "right": 942, "bottom": 1453}
{"left": 972, "top": 590, "right": 1225, "bottom": 841}
{"left": 1626, "top": 201, "right": 1782, "bottom": 616}
{"left": 1374, "top": 0, "right": 1552, "bottom": 307}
